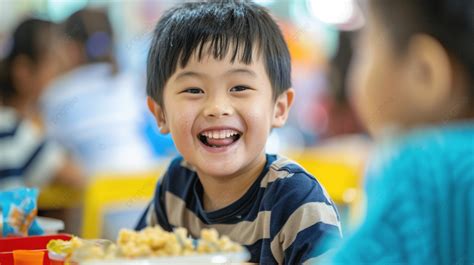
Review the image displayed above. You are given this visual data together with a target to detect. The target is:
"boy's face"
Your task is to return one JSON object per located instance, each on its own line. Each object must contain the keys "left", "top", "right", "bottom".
{"left": 148, "top": 49, "right": 294, "bottom": 178}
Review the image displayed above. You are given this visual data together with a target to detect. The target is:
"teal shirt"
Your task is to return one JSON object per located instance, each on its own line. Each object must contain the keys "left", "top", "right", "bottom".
{"left": 330, "top": 123, "right": 474, "bottom": 265}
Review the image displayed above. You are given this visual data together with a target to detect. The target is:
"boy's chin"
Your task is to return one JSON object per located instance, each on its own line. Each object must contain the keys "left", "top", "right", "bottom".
{"left": 195, "top": 163, "right": 242, "bottom": 179}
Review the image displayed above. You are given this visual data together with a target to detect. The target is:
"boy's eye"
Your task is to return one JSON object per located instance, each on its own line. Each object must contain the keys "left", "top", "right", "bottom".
{"left": 182, "top": 88, "right": 204, "bottom": 94}
{"left": 230, "top": 85, "right": 251, "bottom": 92}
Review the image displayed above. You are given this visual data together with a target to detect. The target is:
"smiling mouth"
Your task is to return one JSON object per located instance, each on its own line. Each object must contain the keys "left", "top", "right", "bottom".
{"left": 198, "top": 129, "right": 242, "bottom": 148}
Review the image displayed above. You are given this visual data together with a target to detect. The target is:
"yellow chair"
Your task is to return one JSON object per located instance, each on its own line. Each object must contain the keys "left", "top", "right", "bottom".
{"left": 292, "top": 151, "right": 363, "bottom": 205}
{"left": 81, "top": 169, "right": 163, "bottom": 239}
{"left": 38, "top": 184, "right": 83, "bottom": 210}
{"left": 287, "top": 138, "right": 370, "bottom": 226}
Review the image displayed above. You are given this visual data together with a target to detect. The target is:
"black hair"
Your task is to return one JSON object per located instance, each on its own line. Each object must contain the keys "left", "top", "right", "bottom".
{"left": 0, "top": 18, "right": 56, "bottom": 104}
{"left": 146, "top": 0, "right": 292, "bottom": 106}
{"left": 370, "top": 0, "right": 473, "bottom": 87}
{"left": 62, "top": 8, "right": 116, "bottom": 66}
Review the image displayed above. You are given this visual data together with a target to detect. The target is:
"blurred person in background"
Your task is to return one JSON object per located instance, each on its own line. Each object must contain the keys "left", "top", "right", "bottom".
{"left": 40, "top": 8, "right": 156, "bottom": 176}
{"left": 0, "top": 18, "right": 83, "bottom": 190}
{"left": 323, "top": 30, "right": 364, "bottom": 138}
{"left": 319, "top": 0, "right": 474, "bottom": 264}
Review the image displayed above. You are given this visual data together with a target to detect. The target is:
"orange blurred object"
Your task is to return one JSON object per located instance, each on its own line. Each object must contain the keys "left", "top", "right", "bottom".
{"left": 0, "top": 234, "right": 71, "bottom": 265}
{"left": 13, "top": 250, "right": 44, "bottom": 265}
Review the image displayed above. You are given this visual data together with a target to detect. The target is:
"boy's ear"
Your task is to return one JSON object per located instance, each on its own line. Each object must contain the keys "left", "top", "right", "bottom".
{"left": 271, "top": 88, "right": 295, "bottom": 128}
{"left": 404, "top": 34, "right": 453, "bottom": 113}
{"left": 147, "top": 96, "right": 170, "bottom": 134}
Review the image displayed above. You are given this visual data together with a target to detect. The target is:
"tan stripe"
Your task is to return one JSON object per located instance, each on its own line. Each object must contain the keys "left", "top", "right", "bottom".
{"left": 270, "top": 156, "right": 295, "bottom": 171}
{"left": 260, "top": 170, "right": 294, "bottom": 188}
{"left": 261, "top": 156, "right": 335, "bottom": 208}
{"left": 270, "top": 202, "right": 341, "bottom": 263}
{"left": 179, "top": 159, "right": 196, "bottom": 171}
{"left": 165, "top": 192, "right": 271, "bottom": 245}
{"left": 146, "top": 202, "right": 158, "bottom": 226}
{"left": 270, "top": 156, "right": 309, "bottom": 174}
{"left": 260, "top": 156, "right": 315, "bottom": 188}
{"left": 260, "top": 156, "right": 295, "bottom": 188}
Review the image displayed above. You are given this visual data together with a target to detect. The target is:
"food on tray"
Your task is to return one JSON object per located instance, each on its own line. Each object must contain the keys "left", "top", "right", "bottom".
{"left": 47, "top": 226, "right": 243, "bottom": 262}
{"left": 47, "top": 236, "right": 84, "bottom": 256}
{"left": 48, "top": 236, "right": 114, "bottom": 264}
{"left": 117, "top": 226, "right": 193, "bottom": 257}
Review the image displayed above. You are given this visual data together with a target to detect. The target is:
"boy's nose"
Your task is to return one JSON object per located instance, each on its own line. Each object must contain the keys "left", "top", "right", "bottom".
{"left": 203, "top": 101, "right": 234, "bottom": 118}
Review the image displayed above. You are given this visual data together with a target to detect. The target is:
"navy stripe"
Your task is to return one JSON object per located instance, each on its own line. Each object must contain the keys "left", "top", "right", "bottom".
{"left": 245, "top": 239, "right": 278, "bottom": 264}
{"left": 263, "top": 172, "right": 333, "bottom": 207}
{"left": 0, "top": 120, "right": 21, "bottom": 138}
{"left": 267, "top": 179, "right": 335, "bottom": 237}
{"left": 164, "top": 157, "right": 194, "bottom": 198}
{"left": 284, "top": 222, "right": 341, "bottom": 264}
{"left": 135, "top": 202, "right": 151, "bottom": 231}
{"left": 0, "top": 141, "right": 46, "bottom": 179}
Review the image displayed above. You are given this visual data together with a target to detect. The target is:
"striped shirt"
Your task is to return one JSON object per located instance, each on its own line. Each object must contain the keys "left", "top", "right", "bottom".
{"left": 329, "top": 123, "right": 474, "bottom": 265}
{"left": 0, "top": 107, "right": 64, "bottom": 189}
{"left": 136, "top": 154, "right": 342, "bottom": 264}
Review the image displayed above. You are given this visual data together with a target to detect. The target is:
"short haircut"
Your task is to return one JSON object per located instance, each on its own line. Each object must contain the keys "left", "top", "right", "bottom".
{"left": 147, "top": 0, "right": 292, "bottom": 106}
{"left": 370, "top": 0, "right": 473, "bottom": 89}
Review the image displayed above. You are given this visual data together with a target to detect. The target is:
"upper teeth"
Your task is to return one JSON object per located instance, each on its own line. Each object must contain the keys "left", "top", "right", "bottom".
{"left": 201, "top": 129, "right": 240, "bottom": 139}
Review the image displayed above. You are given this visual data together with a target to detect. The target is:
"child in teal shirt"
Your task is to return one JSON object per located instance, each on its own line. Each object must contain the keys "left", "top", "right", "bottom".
{"left": 325, "top": 0, "right": 474, "bottom": 264}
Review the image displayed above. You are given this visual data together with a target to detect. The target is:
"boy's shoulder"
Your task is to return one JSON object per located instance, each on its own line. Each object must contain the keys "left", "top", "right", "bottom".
{"left": 262, "top": 155, "right": 317, "bottom": 186}
{"left": 261, "top": 154, "right": 335, "bottom": 206}
{"left": 160, "top": 154, "right": 336, "bottom": 208}
{"left": 160, "top": 156, "right": 197, "bottom": 188}
{"left": 262, "top": 155, "right": 342, "bottom": 252}
{"left": 161, "top": 154, "right": 334, "bottom": 201}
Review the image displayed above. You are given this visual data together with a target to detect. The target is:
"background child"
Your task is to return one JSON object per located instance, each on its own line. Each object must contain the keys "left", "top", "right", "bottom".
{"left": 136, "top": 1, "right": 341, "bottom": 264}
{"left": 39, "top": 8, "right": 157, "bottom": 175}
{"left": 327, "top": 0, "right": 474, "bottom": 264}
{"left": 0, "top": 18, "right": 83, "bottom": 189}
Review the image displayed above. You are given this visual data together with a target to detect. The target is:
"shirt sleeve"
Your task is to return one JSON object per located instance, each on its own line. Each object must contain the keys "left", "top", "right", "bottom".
{"left": 268, "top": 173, "right": 342, "bottom": 265}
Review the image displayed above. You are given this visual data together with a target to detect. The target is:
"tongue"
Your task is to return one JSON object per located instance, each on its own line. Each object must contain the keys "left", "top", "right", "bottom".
{"left": 206, "top": 137, "right": 235, "bottom": 147}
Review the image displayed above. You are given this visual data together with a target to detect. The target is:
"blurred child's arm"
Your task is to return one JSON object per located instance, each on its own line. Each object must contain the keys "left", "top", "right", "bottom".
{"left": 51, "top": 156, "right": 85, "bottom": 187}
{"left": 18, "top": 124, "right": 84, "bottom": 189}
{"left": 29, "top": 140, "right": 85, "bottom": 188}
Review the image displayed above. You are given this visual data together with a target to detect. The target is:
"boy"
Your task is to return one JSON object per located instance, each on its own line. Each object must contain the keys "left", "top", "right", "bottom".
{"left": 136, "top": 1, "right": 341, "bottom": 264}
